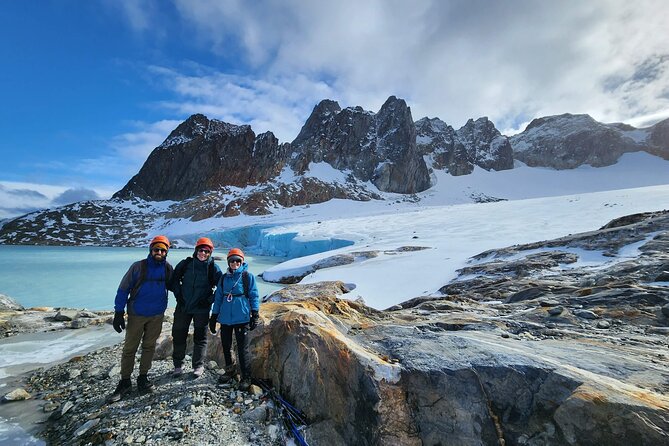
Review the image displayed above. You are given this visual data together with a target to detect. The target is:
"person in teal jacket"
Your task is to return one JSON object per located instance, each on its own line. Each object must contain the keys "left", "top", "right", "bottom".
{"left": 169, "top": 237, "right": 222, "bottom": 378}
{"left": 209, "top": 248, "right": 260, "bottom": 385}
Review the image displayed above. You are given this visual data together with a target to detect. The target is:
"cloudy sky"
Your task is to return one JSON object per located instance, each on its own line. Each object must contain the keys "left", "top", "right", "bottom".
{"left": 0, "top": 0, "right": 668, "bottom": 218}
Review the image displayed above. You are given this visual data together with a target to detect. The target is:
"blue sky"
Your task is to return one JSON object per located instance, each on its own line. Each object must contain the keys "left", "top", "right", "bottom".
{"left": 1, "top": 0, "right": 668, "bottom": 219}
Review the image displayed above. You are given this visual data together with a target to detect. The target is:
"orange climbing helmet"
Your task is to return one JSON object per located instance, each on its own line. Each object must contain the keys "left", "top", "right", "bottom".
{"left": 227, "top": 248, "right": 245, "bottom": 261}
{"left": 149, "top": 235, "right": 170, "bottom": 250}
{"left": 195, "top": 237, "right": 214, "bottom": 251}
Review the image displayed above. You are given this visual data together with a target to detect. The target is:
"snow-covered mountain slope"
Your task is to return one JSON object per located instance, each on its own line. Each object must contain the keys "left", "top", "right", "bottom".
{"left": 1, "top": 151, "right": 667, "bottom": 248}
{"left": 260, "top": 183, "right": 669, "bottom": 309}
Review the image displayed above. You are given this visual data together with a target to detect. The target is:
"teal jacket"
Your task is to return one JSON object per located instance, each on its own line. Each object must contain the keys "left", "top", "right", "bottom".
{"left": 212, "top": 262, "right": 260, "bottom": 325}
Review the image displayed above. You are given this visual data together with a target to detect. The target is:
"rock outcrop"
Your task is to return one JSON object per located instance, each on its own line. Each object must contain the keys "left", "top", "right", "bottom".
{"left": 0, "top": 304, "right": 113, "bottom": 337}
{"left": 416, "top": 116, "right": 514, "bottom": 175}
{"left": 291, "top": 96, "right": 431, "bottom": 194}
{"left": 510, "top": 114, "right": 669, "bottom": 169}
{"left": 114, "top": 114, "right": 289, "bottom": 201}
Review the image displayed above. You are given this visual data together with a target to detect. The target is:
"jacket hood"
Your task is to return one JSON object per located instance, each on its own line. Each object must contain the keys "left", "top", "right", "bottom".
{"left": 227, "top": 262, "right": 249, "bottom": 275}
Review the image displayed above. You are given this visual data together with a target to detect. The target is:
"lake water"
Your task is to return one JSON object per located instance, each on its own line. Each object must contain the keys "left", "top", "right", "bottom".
{"left": 0, "top": 246, "right": 284, "bottom": 310}
{"left": 0, "top": 246, "right": 285, "bottom": 445}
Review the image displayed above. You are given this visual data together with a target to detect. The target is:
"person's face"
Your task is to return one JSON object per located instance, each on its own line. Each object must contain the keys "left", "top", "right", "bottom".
{"left": 228, "top": 257, "right": 242, "bottom": 271}
{"left": 151, "top": 247, "right": 167, "bottom": 261}
{"left": 196, "top": 247, "right": 212, "bottom": 261}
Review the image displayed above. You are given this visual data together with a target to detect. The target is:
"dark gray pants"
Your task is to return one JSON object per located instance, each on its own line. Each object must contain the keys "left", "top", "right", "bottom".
{"left": 172, "top": 310, "right": 209, "bottom": 369}
{"left": 220, "top": 324, "right": 248, "bottom": 377}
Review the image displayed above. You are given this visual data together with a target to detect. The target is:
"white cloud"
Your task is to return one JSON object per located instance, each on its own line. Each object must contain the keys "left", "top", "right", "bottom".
{"left": 111, "top": 119, "right": 183, "bottom": 160}
{"left": 156, "top": 0, "right": 669, "bottom": 133}
{"left": 0, "top": 181, "right": 115, "bottom": 220}
{"left": 148, "top": 66, "right": 335, "bottom": 142}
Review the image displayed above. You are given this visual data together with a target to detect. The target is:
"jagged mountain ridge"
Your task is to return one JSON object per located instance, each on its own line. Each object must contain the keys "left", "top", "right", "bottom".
{"left": 1, "top": 97, "right": 668, "bottom": 246}
{"left": 115, "top": 95, "right": 512, "bottom": 205}
{"left": 510, "top": 113, "right": 669, "bottom": 169}
{"left": 416, "top": 116, "right": 514, "bottom": 175}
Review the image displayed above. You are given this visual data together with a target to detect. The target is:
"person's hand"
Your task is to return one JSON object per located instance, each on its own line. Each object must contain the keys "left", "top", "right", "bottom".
{"left": 113, "top": 312, "right": 125, "bottom": 333}
{"left": 209, "top": 314, "right": 218, "bottom": 334}
{"left": 249, "top": 310, "right": 259, "bottom": 330}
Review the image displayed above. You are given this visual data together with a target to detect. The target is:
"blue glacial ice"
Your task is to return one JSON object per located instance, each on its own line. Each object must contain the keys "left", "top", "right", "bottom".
{"left": 205, "top": 225, "right": 354, "bottom": 259}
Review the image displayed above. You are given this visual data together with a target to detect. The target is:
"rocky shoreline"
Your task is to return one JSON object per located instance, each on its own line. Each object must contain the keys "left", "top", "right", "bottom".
{"left": 0, "top": 294, "right": 114, "bottom": 338}
{"left": 20, "top": 342, "right": 285, "bottom": 445}
{"left": 0, "top": 303, "right": 293, "bottom": 446}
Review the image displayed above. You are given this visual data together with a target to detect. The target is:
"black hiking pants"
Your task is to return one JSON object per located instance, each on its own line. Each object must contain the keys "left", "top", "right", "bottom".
{"left": 172, "top": 309, "right": 209, "bottom": 369}
{"left": 220, "top": 324, "right": 249, "bottom": 378}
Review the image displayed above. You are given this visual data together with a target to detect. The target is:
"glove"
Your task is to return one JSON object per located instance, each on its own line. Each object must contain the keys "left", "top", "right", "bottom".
{"left": 249, "top": 310, "right": 259, "bottom": 331}
{"left": 209, "top": 314, "right": 218, "bottom": 334}
{"left": 113, "top": 312, "right": 125, "bottom": 333}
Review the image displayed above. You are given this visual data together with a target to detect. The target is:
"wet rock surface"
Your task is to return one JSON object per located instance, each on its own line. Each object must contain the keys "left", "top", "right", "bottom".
{"left": 0, "top": 305, "right": 113, "bottom": 338}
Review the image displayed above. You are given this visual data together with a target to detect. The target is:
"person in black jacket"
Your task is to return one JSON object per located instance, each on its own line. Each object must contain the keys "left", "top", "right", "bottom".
{"left": 169, "top": 237, "right": 222, "bottom": 378}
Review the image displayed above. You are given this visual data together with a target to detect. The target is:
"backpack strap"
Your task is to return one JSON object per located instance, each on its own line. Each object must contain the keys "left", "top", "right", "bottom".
{"left": 176, "top": 257, "right": 192, "bottom": 282}
{"left": 132, "top": 259, "right": 172, "bottom": 298}
{"left": 207, "top": 261, "right": 217, "bottom": 288}
{"left": 130, "top": 259, "right": 148, "bottom": 299}
{"left": 242, "top": 271, "right": 250, "bottom": 299}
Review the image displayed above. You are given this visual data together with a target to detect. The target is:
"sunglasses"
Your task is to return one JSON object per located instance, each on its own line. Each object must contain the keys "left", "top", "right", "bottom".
{"left": 228, "top": 258, "right": 242, "bottom": 264}
{"left": 197, "top": 248, "right": 211, "bottom": 254}
{"left": 152, "top": 248, "right": 167, "bottom": 253}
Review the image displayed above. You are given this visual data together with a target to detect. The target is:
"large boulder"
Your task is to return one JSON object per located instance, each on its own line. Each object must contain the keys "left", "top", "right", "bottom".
{"left": 246, "top": 282, "right": 669, "bottom": 445}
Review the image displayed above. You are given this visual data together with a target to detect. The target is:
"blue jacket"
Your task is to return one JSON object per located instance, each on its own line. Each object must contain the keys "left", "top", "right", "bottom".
{"left": 212, "top": 262, "right": 259, "bottom": 326}
{"left": 171, "top": 257, "right": 222, "bottom": 314}
{"left": 114, "top": 254, "right": 173, "bottom": 317}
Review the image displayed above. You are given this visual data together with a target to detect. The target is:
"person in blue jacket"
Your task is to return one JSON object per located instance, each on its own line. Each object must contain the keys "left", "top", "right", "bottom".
{"left": 109, "top": 235, "right": 174, "bottom": 402}
{"left": 209, "top": 248, "right": 260, "bottom": 386}
{"left": 169, "top": 237, "right": 222, "bottom": 378}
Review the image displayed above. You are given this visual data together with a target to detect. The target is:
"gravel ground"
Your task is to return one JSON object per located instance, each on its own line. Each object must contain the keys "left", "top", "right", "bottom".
{"left": 23, "top": 343, "right": 290, "bottom": 445}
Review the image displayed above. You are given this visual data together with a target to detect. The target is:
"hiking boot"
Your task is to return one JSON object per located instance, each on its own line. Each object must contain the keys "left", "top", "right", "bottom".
{"left": 108, "top": 378, "right": 132, "bottom": 402}
{"left": 172, "top": 367, "right": 183, "bottom": 377}
{"left": 217, "top": 364, "right": 236, "bottom": 384}
{"left": 239, "top": 377, "right": 251, "bottom": 391}
{"left": 137, "top": 374, "right": 154, "bottom": 393}
{"left": 193, "top": 366, "right": 204, "bottom": 378}
{"left": 217, "top": 374, "right": 232, "bottom": 384}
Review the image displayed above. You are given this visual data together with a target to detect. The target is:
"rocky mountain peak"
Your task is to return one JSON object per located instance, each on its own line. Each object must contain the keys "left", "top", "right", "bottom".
{"left": 416, "top": 115, "right": 513, "bottom": 175}
{"left": 510, "top": 113, "right": 641, "bottom": 168}
{"left": 523, "top": 113, "right": 599, "bottom": 134}
{"left": 159, "top": 114, "right": 250, "bottom": 149}
{"left": 114, "top": 115, "right": 285, "bottom": 201}
{"left": 649, "top": 117, "right": 669, "bottom": 153}
{"left": 291, "top": 96, "right": 430, "bottom": 194}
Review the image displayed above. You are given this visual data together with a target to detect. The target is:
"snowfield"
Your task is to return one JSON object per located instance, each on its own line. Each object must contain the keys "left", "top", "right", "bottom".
{"left": 153, "top": 151, "right": 669, "bottom": 309}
